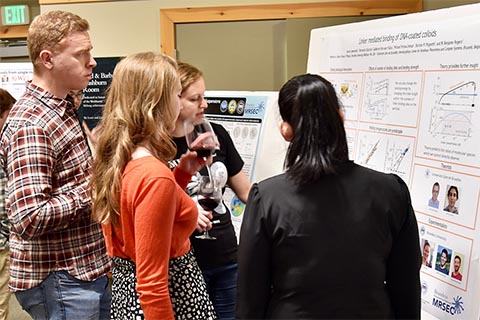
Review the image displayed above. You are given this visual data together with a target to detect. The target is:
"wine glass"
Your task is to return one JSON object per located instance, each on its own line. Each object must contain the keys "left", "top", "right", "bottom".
{"left": 184, "top": 117, "right": 218, "bottom": 159}
{"left": 195, "top": 175, "right": 223, "bottom": 240}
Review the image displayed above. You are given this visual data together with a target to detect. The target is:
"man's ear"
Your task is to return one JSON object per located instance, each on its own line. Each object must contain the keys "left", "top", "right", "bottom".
{"left": 278, "top": 121, "right": 293, "bottom": 142}
{"left": 39, "top": 50, "right": 54, "bottom": 70}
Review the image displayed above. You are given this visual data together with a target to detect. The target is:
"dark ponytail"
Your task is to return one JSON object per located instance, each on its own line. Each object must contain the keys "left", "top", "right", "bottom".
{"left": 278, "top": 74, "right": 348, "bottom": 185}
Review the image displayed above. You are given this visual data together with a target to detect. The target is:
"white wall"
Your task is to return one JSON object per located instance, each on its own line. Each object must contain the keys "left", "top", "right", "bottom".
{"left": 41, "top": 0, "right": 480, "bottom": 58}
{"left": 40, "top": 0, "right": 322, "bottom": 58}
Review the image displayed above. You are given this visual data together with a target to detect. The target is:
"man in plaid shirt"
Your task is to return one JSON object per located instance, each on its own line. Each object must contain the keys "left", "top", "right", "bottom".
{"left": 0, "top": 88, "right": 15, "bottom": 320}
{"left": 0, "top": 11, "right": 111, "bottom": 319}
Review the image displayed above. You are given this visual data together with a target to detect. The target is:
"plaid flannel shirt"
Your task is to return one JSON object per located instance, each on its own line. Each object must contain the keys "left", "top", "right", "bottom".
{"left": 0, "top": 170, "right": 8, "bottom": 250}
{"left": 0, "top": 82, "right": 111, "bottom": 291}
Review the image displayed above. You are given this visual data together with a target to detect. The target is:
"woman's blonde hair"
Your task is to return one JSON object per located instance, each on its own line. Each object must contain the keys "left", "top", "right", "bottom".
{"left": 177, "top": 61, "right": 203, "bottom": 92}
{"left": 91, "top": 52, "right": 179, "bottom": 224}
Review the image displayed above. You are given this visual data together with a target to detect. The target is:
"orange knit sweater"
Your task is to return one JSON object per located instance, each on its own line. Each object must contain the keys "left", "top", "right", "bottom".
{"left": 102, "top": 156, "right": 197, "bottom": 319}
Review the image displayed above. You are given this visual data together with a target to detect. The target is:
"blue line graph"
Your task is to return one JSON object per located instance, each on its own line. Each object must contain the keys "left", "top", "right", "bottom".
{"left": 439, "top": 81, "right": 476, "bottom": 106}
{"left": 429, "top": 80, "right": 476, "bottom": 138}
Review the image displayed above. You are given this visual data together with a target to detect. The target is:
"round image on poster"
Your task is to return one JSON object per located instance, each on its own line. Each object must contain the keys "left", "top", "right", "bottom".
{"left": 228, "top": 100, "right": 237, "bottom": 114}
{"left": 230, "top": 195, "right": 246, "bottom": 217}
{"left": 220, "top": 100, "right": 228, "bottom": 113}
{"left": 237, "top": 100, "right": 245, "bottom": 114}
{"left": 233, "top": 126, "right": 241, "bottom": 138}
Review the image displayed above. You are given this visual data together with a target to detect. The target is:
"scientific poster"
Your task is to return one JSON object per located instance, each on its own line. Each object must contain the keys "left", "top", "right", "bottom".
{"left": 204, "top": 91, "right": 281, "bottom": 237}
{"left": 307, "top": 4, "right": 480, "bottom": 319}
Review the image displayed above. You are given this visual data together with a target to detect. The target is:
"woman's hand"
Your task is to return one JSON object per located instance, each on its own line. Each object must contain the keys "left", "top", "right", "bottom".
{"left": 82, "top": 121, "right": 101, "bottom": 149}
{"left": 196, "top": 207, "right": 213, "bottom": 232}
{"left": 176, "top": 150, "right": 212, "bottom": 176}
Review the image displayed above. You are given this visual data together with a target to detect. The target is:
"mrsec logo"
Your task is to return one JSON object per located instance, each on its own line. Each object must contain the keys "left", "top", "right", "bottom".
{"left": 432, "top": 295, "right": 464, "bottom": 316}
{"left": 244, "top": 100, "right": 266, "bottom": 116}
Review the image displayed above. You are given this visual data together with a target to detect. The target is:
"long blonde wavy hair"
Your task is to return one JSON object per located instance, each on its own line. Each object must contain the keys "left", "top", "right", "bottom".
{"left": 91, "top": 52, "right": 180, "bottom": 225}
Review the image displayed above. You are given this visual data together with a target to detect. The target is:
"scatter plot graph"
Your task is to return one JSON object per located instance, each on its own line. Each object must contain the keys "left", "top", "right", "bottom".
{"left": 365, "top": 77, "right": 390, "bottom": 120}
{"left": 429, "top": 79, "right": 476, "bottom": 139}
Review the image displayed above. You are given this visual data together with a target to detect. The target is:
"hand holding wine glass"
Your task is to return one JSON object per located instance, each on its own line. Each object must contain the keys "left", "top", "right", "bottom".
{"left": 195, "top": 207, "right": 214, "bottom": 233}
{"left": 195, "top": 175, "right": 222, "bottom": 240}
{"left": 176, "top": 151, "right": 210, "bottom": 177}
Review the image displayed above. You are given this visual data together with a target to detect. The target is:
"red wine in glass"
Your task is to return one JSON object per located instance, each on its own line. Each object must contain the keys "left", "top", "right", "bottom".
{"left": 195, "top": 176, "right": 222, "bottom": 240}
{"left": 190, "top": 147, "right": 215, "bottom": 158}
{"left": 184, "top": 118, "right": 218, "bottom": 159}
{"left": 198, "top": 197, "right": 220, "bottom": 211}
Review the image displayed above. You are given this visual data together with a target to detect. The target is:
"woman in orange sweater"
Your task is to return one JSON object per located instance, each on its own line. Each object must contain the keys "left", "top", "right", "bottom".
{"left": 91, "top": 52, "right": 216, "bottom": 319}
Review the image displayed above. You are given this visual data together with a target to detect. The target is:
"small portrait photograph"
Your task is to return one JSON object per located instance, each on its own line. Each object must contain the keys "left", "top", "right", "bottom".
{"left": 427, "top": 182, "right": 440, "bottom": 209}
{"left": 435, "top": 245, "right": 452, "bottom": 275}
{"left": 421, "top": 238, "right": 434, "bottom": 268}
{"left": 443, "top": 185, "right": 459, "bottom": 215}
{"left": 450, "top": 252, "right": 464, "bottom": 282}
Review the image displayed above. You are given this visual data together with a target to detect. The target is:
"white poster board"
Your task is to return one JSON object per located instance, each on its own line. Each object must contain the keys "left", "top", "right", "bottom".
{"left": 307, "top": 4, "right": 480, "bottom": 319}
{"left": 0, "top": 62, "right": 33, "bottom": 99}
{"left": 204, "top": 90, "right": 286, "bottom": 238}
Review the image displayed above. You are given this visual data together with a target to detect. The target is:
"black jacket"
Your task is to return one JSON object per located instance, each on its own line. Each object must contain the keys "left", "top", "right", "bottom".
{"left": 236, "top": 161, "right": 421, "bottom": 319}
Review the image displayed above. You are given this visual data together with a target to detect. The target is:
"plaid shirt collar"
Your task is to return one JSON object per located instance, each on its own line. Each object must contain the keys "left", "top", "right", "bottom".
{"left": 26, "top": 81, "right": 76, "bottom": 117}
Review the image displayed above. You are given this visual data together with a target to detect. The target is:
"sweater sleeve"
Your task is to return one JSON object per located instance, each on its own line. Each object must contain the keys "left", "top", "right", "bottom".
{"left": 173, "top": 166, "right": 192, "bottom": 190}
{"left": 236, "top": 183, "right": 272, "bottom": 319}
{"left": 134, "top": 176, "right": 177, "bottom": 320}
{"left": 386, "top": 176, "right": 421, "bottom": 319}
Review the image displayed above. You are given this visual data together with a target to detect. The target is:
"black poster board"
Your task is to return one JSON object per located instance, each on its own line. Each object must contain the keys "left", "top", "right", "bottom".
{"left": 79, "top": 57, "right": 121, "bottom": 129}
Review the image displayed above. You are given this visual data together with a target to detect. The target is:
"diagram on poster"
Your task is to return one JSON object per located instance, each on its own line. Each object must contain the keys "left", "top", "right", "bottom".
{"left": 360, "top": 72, "right": 421, "bottom": 127}
{"left": 323, "top": 73, "right": 362, "bottom": 121}
{"left": 429, "top": 79, "right": 476, "bottom": 139}
{"left": 355, "top": 130, "right": 414, "bottom": 182}
{"left": 417, "top": 71, "right": 480, "bottom": 169}
{"left": 429, "top": 78, "right": 476, "bottom": 140}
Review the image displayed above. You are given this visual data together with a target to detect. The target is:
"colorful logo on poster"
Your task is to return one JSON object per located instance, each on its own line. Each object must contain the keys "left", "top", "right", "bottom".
{"left": 237, "top": 100, "right": 245, "bottom": 114}
{"left": 220, "top": 100, "right": 228, "bottom": 113}
{"left": 245, "top": 100, "right": 266, "bottom": 115}
{"left": 432, "top": 295, "right": 464, "bottom": 315}
{"left": 228, "top": 100, "right": 237, "bottom": 114}
{"left": 230, "top": 195, "right": 245, "bottom": 217}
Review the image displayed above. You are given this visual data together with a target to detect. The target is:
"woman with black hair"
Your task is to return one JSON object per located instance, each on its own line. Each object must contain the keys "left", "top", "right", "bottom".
{"left": 236, "top": 74, "right": 421, "bottom": 319}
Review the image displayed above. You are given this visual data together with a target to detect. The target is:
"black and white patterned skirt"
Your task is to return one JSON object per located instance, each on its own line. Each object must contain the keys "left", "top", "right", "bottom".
{"left": 111, "top": 249, "right": 216, "bottom": 319}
